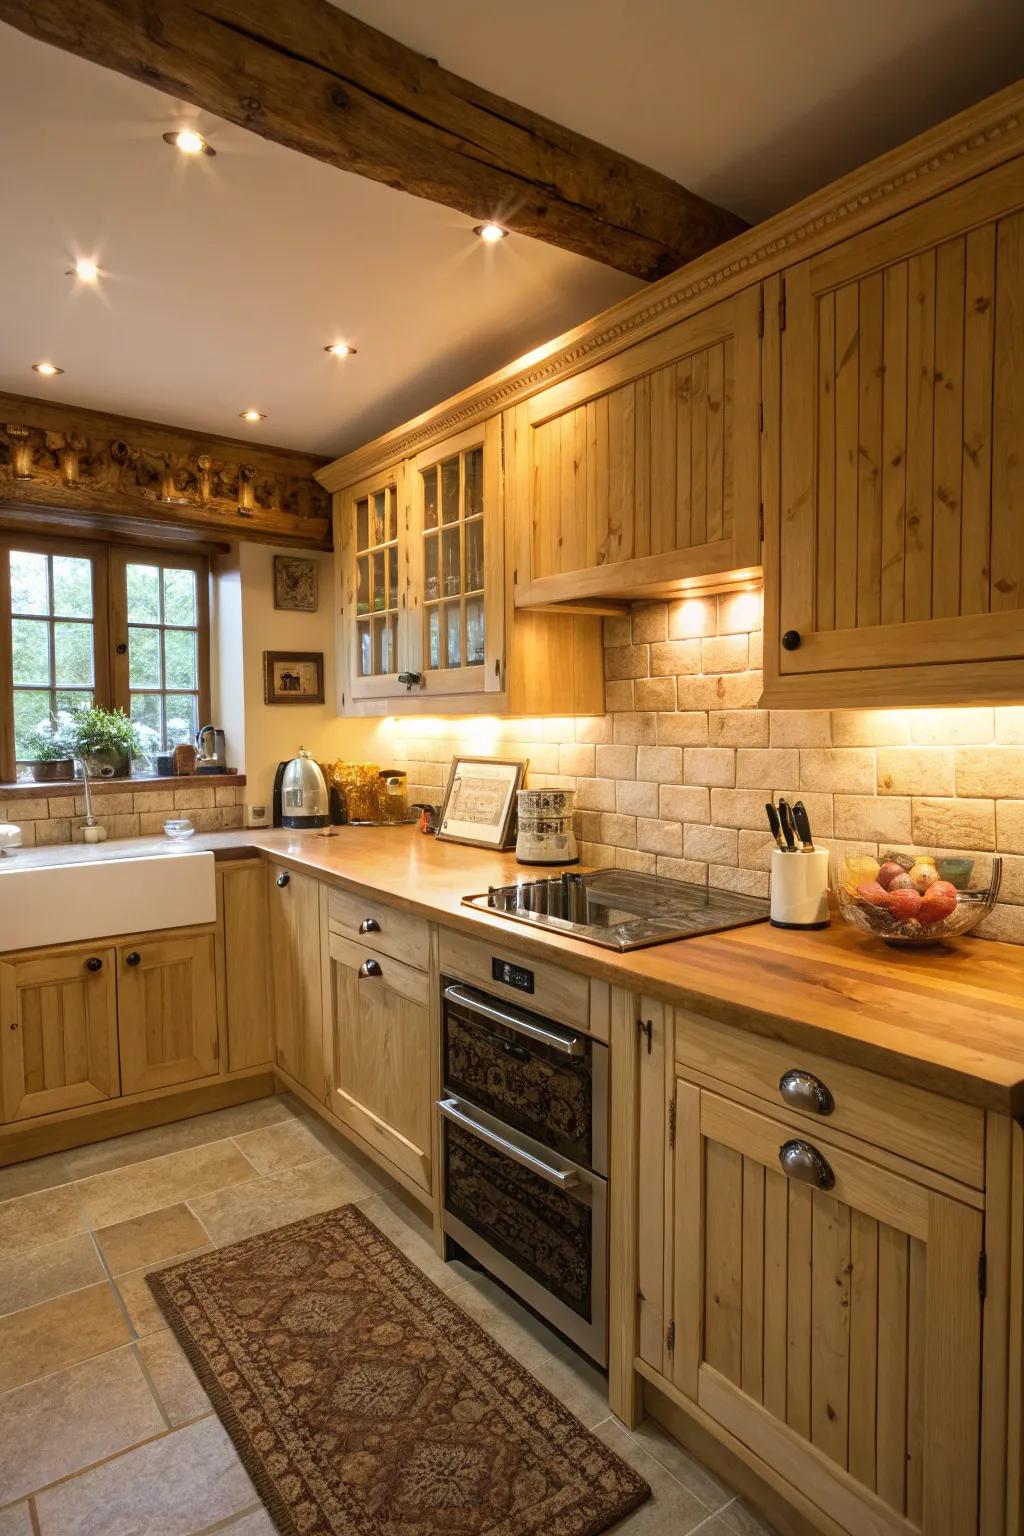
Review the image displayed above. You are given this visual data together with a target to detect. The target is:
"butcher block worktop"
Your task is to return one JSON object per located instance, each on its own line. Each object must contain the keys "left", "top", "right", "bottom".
{"left": 7, "top": 823, "right": 1024, "bottom": 1113}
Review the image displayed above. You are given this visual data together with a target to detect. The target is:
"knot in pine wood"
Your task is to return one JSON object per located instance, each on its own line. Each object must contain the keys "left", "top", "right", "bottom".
{"left": 241, "top": 96, "right": 264, "bottom": 117}
{"left": 330, "top": 85, "right": 349, "bottom": 111}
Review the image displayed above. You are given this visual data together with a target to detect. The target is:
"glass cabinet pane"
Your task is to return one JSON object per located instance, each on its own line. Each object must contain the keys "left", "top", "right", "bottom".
{"left": 372, "top": 491, "right": 387, "bottom": 544}
{"left": 356, "top": 556, "right": 369, "bottom": 615}
{"left": 466, "top": 596, "right": 485, "bottom": 666}
{"left": 445, "top": 603, "right": 461, "bottom": 668}
{"left": 418, "top": 441, "right": 487, "bottom": 674}
{"left": 372, "top": 550, "right": 386, "bottom": 610}
{"left": 357, "top": 620, "right": 371, "bottom": 676}
{"left": 352, "top": 480, "right": 399, "bottom": 680}
{"left": 442, "top": 526, "right": 461, "bottom": 597}
{"left": 423, "top": 467, "right": 438, "bottom": 530}
{"left": 424, "top": 535, "right": 439, "bottom": 602}
{"left": 465, "top": 447, "right": 483, "bottom": 518}
{"left": 387, "top": 545, "right": 399, "bottom": 605}
{"left": 441, "top": 458, "right": 460, "bottom": 524}
{"left": 466, "top": 519, "right": 484, "bottom": 593}
{"left": 427, "top": 607, "right": 442, "bottom": 669}
{"left": 387, "top": 487, "right": 398, "bottom": 541}
{"left": 356, "top": 498, "right": 369, "bottom": 552}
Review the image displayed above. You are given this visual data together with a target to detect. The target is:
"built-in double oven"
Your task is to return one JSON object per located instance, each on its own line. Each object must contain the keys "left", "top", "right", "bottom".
{"left": 438, "top": 979, "right": 608, "bottom": 1365}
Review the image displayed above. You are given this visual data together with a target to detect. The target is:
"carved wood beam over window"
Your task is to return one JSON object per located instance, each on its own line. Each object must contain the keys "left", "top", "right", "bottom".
{"left": 0, "top": 393, "right": 330, "bottom": 550}
{"left": 0, "top": 0, "right": 746, "bottom": 282}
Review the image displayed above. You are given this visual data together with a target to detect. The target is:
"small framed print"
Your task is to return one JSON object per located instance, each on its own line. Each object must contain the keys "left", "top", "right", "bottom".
{"left": 263, "top": 651, "right": 325, "bottom": 705}
{"left": 436, "top": 756, "right": 527, "bottom": 850}
{"left": 273, "top": 555, "right": 318, "bottom": 612}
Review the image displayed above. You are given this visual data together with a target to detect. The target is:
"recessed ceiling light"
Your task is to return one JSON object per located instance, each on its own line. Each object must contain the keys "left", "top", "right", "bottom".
{"left": 239, "top": 408, "right": 266, "bottom": 423}
{"left": 324, "top": 343, "right": 357, "bottom": 357}
{"left": 32, "top": 362, "right": 64, "bottom": 377}
{"left": 163, "top": 128, "right": 215, "bottom": 157}
{"left": 67, "top": 257, "right": 99, "bottom": 282}
{"left": 474, "top": 223, "right": 509, "bottom": 243}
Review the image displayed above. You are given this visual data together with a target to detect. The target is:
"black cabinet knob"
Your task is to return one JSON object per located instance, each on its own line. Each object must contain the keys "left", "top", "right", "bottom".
{"left": 781, "top": 630, "right": 801, "bottom": 651}
{"left": 85, "top": 956, "right": 103, "bottom": 973}
{"left": 357, "top": 959, "right": 383, "bottom": 979}
{"left": 126, "top": 951, "right": 141, "bottom": 967}
{"left": 276, "top": 872, "right": 290, "bottom": 888}
{"left": 358, "top": 918, "right": 381, "bottom": 935}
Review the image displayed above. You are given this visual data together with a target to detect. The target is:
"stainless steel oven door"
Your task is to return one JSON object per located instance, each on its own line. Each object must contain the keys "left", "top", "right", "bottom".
{"left": 439, "top": 1094, "right": 608, "bottom": 1366}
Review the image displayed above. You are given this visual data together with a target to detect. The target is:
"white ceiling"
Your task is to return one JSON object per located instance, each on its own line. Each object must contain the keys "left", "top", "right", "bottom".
{"left": 2, "top": 2, "right": 1022, "bottom": 459}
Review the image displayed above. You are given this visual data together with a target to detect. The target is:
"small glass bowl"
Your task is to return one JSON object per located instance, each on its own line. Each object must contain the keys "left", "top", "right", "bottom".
{"left": 163, "top": 818, "right": 195, "bottom": 841}
{"left": 832, "top": 852, "right": 1001, "bottom": 947}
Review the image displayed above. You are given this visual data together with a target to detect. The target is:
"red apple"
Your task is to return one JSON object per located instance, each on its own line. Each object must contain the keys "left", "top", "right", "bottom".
{"left": 888, "top": 888, "right": 922, "bottom": 921}
{"left": 877, "top": 860, "right": 905, "bottom": 890}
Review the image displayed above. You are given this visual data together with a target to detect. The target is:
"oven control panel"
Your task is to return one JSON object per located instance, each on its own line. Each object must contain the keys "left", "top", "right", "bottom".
{"left": 491, "top": 957, "right": 534, "bottom": 994}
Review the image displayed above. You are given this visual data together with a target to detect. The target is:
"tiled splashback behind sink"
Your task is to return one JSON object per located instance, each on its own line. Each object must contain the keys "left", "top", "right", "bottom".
{"left": 386, "top": 589, "right": 1024, "bottom": 945}
{"left": 0, "top": 782, "right": 244, "bottom": 849}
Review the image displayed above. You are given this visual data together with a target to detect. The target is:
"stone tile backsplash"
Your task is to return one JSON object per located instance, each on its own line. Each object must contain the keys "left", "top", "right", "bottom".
{"left": 389, "top": 589, "right": 1024, "bottom": 944}
{"left": 0, "top": 784, "right": 245, "bottom": 847}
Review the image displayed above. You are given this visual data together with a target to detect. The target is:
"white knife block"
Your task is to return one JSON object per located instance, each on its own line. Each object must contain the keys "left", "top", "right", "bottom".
{"left": 770, "top": 848, "right": 831, "bottom": 929}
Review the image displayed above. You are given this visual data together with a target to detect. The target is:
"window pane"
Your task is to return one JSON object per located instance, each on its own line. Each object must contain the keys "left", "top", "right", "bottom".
{"left": 126, "top": 563, "right": 161, "bottom": 623}
{"left": 162, "top": 567, "right": 197, "bottom": 627}
{"left": 55, "top": 688, "right": 92, "bottom": 720}
{"left": 11, "top": 618, "right": 50, "bottom": 685}
{"left": 130, "top": 693, "right": 163, "bottom": 755}
{"left": 54, "top": 621, "right": 94, "bottom": 686}
{"left": 129, "top": 625, "right": 161, "bottom": 687}
{"left": 52, "top": 556, "right": 92, "bottom": 618}
{"left": 13, "top": 690, "right": 52, "bottom": 758}
{"left": 164, "top": 694, "right": 198, "bottom": 748}
{"left": 10, "top": 551, "right": 48, "bottom": 615}
{"left": 465, "top": 447, "right": 483, "bottom": 518}
{"left": 165, "top": 628, "right": 197, "bottom": 690}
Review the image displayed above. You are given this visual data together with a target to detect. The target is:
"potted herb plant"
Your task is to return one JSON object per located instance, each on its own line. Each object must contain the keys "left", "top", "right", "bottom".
{"left": 22, "top": 716, "right": 76, "bottom": 783}
{"left": 71, "top": 706, "right": 143, "bottom": 780}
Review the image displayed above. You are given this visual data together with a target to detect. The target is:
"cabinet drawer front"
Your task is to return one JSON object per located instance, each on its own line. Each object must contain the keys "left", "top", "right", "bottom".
{"left": 438, "top": 929, "right": 590, "bottom": 1029}
{"left": 674, "top": 1011, "right": 984, "bottom": 1189}
{"left": 328, "top": 889, "right": 430, "bottom": 972}
{"left": 328, "top": 932, "right": 429, "bottom": 1008}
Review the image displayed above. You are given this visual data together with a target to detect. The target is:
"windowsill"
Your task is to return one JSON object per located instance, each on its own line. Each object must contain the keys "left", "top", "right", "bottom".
{"left": 1, "top": 772, "right": 246, "bottom": 801}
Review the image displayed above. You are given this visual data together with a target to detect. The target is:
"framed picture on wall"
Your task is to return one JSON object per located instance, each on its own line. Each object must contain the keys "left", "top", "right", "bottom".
{"left": 436, "top": 756, "right": 526, "bottom": 850}
{"left": 273, "top": 555, "right": 318, "bottom": 612}
{"left": 263, "top": 651, "right": 325, "bottom": 704}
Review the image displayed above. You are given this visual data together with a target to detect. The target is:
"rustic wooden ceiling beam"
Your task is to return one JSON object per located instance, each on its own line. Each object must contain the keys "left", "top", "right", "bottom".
{"left": 0, "top": 0, "right": 746, "bottom": 280}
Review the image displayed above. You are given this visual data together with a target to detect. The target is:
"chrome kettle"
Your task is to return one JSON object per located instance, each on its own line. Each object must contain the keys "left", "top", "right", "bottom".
{"left": 195, "top": 724, "right": 226, "bottom": 769}
{"left": 274, "top": 749, "right": 329, "bottom": 830}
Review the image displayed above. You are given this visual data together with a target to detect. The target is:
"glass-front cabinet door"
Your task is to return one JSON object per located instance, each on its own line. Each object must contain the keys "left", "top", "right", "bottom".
{"left": 407, "top": 419, "right": 503, "bottom": 699}
{"left": 339, "top": 465, "right": 408, "bottom": 703}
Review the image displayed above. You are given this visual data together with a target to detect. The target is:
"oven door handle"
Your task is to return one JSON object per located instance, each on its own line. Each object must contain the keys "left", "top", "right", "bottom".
{"left": 442, "top": 983, "right": 585, "bottom": 1057}
{"left": 438, "top": 1097, "right": 581, "bottom": 1189}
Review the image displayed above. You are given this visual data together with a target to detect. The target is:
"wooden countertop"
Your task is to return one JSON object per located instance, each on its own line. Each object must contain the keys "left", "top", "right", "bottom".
{"left": 6, "top": 825, "right": 1024, "bottom": 1114}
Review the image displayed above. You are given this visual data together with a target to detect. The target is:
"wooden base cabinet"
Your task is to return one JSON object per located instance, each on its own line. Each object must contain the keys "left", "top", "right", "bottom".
{"left": 117, "top": 935, "right": 219, "bottom": 1095}
{"left": 0, "top": 948, "right": 118, "bottom": 1120}
{"left": 329, "top": 931, "right": 432, "bottom": 1194}
{"left": 220, "top": 861, "right": 272, "bottom": 1072}
{"left": 267, "top": 865, "right": 326, "bottom": 1102}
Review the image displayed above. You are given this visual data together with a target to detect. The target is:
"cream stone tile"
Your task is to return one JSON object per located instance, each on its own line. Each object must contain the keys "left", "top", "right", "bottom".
{"left": 996, "top": 708, "right": 1024, "bottom": 745}
{"left": 711, "top": 864, "right": 768, "bottom": 896}
{"left": 748, "top": 631, "right": 763, "bottom": 669}
{"left": 35, "top": 818, "right": 71, "bottom": 845}
{"left": 709, "top": 710, "right": 769, "bottom": 747}
{"left": 221, "top": 806, "right": 245, "bottom": 829}
{"left": 574, "top": 715, "right": 613, "bottom": 744}
{"left": 656, "top": 711, "right": 709, "bottom": 746}
{"left": 8, "top": 797, "right": 48, "bottom": 820}
{"left": 668, "top": 595, "right": 717, "bottom": 638}
{"left": 708, "top": 789, "right": 768, "bottom": 831}
{"left": 592, "top": 1418, "right": 710, "bottom": 1532}
{"left": 683, "top": 747, "right": 736, "bottom": 788}
{"left": 735, "top": 748, "right": 799, "bottom": 789}
{"left": 977, "top": 904, "right": 1024, "bottom": 944}
{"left": 912, "top": 797, "right": 995, "bottom": 851}
{"left": 606, "top": 679, "right": 634, "bottom": 711}
{"left": 616, "top": 780, "right": 660, "bottom": 817}
{"left": 133, "top": 789, "right": 175, "bottom": 812}
{"left": 447, "top": 1273, "right": 564, "bottom": 1372}
{"left": 830, "top": 709, "right": 909, "bottom": 747}
{"left": 613, "top": 713, "right": 658, "bottom": 745}
{"left": 603, "top": 613, "right": 631, "bottom": 647}
{"left": 230, "top": 1118, "right": 333, "bottom": 1176}
{"left": 188, "top": 1154, "right": 372, "bottom": 1246}
{"left": 656, "top": 856, "right": 708, "bottom": 883}
{"left": 910, "top": 707, "right": 994, "bottom": 746}
{"left": 0, "top": 1151, "right": 72, "bottom": 1203}
{"left": 678, "top": 675, "right": 762, "bottom": 711}
{"left": 576, "top": 777, "right": 617, "bottom": 811}
{"left": 0, "top": 1504, "right": 32, "bottom": 1535}
{"left": 685, "top": 825, "right": 737, "bottom": 863}
{"left": 627, "top": 1415, "right": 732, "bottom": 1511}
{"left": 0, "top": 1184, "right": 85, "bottom": 1257}
{"left": 998, "top": 802, "right": 1024, "bottom": 854}
{"left": 600, "top": 813, "right": 637, "bottom": 849}
{"left": 596, "top": 744, "right": 638, "bottom": 780}
{"left": 64, "top": 1094, "right": 295, "bottom": 1180}
{"left": 136, "top": 1329, "right": 210, "bottom": 1425}
{"left": 637, "top": 745, "right": 682, "bottom": 783}
{"left": 0, "top": 1231, "right": 104, "bottom": 1317}
{"left": 78, "top": 1141, "right": 259, "bottom": 1228}
{"left": 701, "top": 634, "right": 748, "bottom": 673}
{"left": 531, "top": 1344, "right": 610, "bottom": 1428}
{"left": 116, "top": 1247, "right": 212, "bottom": 1337}
{"left": 580, "top": 841, "right": 616, "bottom": 869}
{"left": 650, "top": 639, "right": 701, "bottom": 676}
{"left": 660, "top": 784, "right": 710, "bottom": 823}
{"left": 876, "top": 747, "right": 954, "bottom": 797}
{"left": 34, "top": 1415, "right": 256, "bottom": 1536}
{"left": 606, "top": 645, "right": 649, "bottom": 681}
{"left": 558, "top": 742, "right": 596, "bottom": 776}
{"left": 360, "top": 1192, "right": 475, "bottom": 1293}
{"left": 956, "top": 747, "right": 1024, "bottom": 799}
{"left": 715, "top": 1498, "right": 780, "bottom": 1534}
{"left": 95, "top": 1202, "right": 211, "bottom": 1276}
{"left": 638, "top": 818, "right": 683, "bottom": 857}
{"left": 215, "top": 785, "right": 239, "bottom": 806}
{"left": 833, "top": 795, "right": 913, "bottom": 843}
{"left": 635, "top": 677, "right": 677, "bottom": 712}
{"left": 578, "top": 811, "right": 604, "bottom": 842}
{"left": 0, "top": 1281, "right": 130, "bottom": 1393}
{"left": 615, "top": 849, "right": 657, "bottom": 874}
{"left": 769, "top": 711, "right": 832, "bottom": 747}
{"left": 799, "top": 748, "right": 874, "bottom": 794}
{"left": 174, "top": 786, "right": 216, "bottom": 810}
{"left": 0, "top": 1347, "right": 164, "bottom": 1506}
{"left": 632, "top": 602, "right": 668, "bottom": 643}
{"left": 738, "top": 829, "right": 777, "bottom": 871}
{"left": 718, "top": 590, "right": 763, "bottom": 635}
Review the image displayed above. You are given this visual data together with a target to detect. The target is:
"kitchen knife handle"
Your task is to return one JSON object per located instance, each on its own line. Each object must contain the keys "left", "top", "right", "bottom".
{"left": 765, "top": 802, "right": 786, "bottom": 852}
{"left": 777, "top": 799, "right": 797, "bottom": 851}
{"left": 792, "top": 800, "right": 815, "bottom": 852}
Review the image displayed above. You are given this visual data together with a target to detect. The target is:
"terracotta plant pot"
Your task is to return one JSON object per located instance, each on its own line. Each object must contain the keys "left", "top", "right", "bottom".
{"left": 28, "top": 758, "right": 75, "bottom": 783}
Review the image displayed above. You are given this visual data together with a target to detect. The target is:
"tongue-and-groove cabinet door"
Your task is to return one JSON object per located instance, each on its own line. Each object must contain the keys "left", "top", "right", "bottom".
{"left": 116, "top": 935, "right": 219, "bottom": 1095}
{"left": 764, "top": 154, "right": 1024, "bottom": 707}
{"left": 673, "top": 1086, "right": 982, "bottom": 1536}
{"left": 0, "top": 949, "right": 118, "bottom": 1120}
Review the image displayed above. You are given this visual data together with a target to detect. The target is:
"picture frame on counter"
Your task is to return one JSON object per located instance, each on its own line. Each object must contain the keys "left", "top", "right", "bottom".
{"left": 436, "top": 756, "right": 527, "bottom": 850}
{"left": 263, "top": 650, "right": 325, "bottom": 705}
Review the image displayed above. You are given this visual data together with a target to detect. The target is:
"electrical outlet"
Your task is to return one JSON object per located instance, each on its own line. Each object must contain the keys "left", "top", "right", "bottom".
{"left": 245, "top": 803, "right": 269, "bottom": 827}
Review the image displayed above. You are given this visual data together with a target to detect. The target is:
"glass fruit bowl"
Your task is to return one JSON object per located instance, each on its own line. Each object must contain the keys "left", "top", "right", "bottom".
{"left": 832, "top": 851, "right": 1001, "bottom": 947}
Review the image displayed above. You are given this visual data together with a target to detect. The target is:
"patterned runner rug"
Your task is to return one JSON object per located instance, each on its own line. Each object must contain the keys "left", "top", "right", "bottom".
{"left": 148, "top": 1204, "right": 650, "bottom": 1536}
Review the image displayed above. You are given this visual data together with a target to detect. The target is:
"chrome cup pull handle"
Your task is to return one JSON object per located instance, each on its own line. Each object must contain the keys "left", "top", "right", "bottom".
{"left": 358, "top": 959, "right": 383, "bottom": 979}
{"left": 358, "top": 918, "right": 381, "bottom": 935}
{"left": 779, "top": 1139, "right": 835, "bottom": 1191}
{"left": 779, "top": 1069, "right": 834, "bottom": 1116}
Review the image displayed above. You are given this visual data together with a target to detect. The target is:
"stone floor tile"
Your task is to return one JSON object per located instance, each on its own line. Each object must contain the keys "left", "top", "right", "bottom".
{"left": 78, "top": 1141, "right": 258, "bottom": 1228}
{"left": 0, "top": 1504, "right": 32, "bottom": 1536}
{"left": 530, "top": 1344, "right": 611, "bottom": 1428}
{"left": 95, "top": 1201, "right": 210, "bottom": 1276}
{"left": 591, "top": 1418, "right": 713, "bottom": 1533}
{"left": 0, "top": 1152, "right": 72, "bottom": 1204}
{"left": 188, "top": 1153, "right": 372, "bottom": 1246}
{"left": 116, "top": 1247, "right": 211, "bottom": 1338}
{"left": 715, "top": 1498, "right": 779, "bottom": 1535}
{"left": 0, "top": 1346, "right": 164, "bottom": 1506}
{"left": 447, "top": 1272, "right": 567, "bottom": 1372}
{"left": 627, "top": 1415, "right": 733, "bottom": 1512}
{"left": 0, "top": 1184, "right": 86, "bottom": 1258}
{"left": 359, "top": 1193, "right": 474, "bottom": 1292}
{"left": 230, "top": 1117, "right": 332, "bottom": 1175}
{"left": 0, "top": 1232, "right": 104, "bottom": 1318}
{"left": 210, "top": 1509, "right": 278, "bottom": 1536}
{"left": 63, "top": 1095, "right": 295, "bottom": 1182}
{"left": 0, "top": 1281, "right": 131, "bottom": 1393}
{"left": 34, "top": 1415, "right": 256, "bottom": 1535}
{"left": 136, "top": 1329, "right": 211, "bottom": 1426}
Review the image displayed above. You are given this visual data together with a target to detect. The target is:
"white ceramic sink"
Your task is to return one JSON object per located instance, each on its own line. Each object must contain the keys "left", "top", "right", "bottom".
{"left": 0, "top": 851, "right": 217, "bottom": 951}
